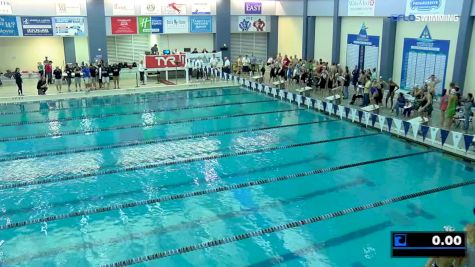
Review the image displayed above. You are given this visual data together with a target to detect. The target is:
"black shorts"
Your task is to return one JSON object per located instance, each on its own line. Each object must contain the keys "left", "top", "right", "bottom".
{"left": 243, "top": 66, "right": 250, "bottom": 73}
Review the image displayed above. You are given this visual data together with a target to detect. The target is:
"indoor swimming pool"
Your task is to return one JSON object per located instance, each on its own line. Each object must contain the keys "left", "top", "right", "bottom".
{"left": 0, "top": 87, "right": 473, "bottom": 266}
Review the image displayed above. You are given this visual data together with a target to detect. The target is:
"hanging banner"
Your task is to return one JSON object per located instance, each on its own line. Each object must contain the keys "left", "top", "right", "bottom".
{"left": 144, "top": 54, "right": 187, "bottom": 69}
{"left": 452, "top": 132, "right": 463, "bottom": 148}
{"left": 346, "top": 23, "right": 380, "bottom": 72}
{"left": 21, "top": 17, "right": 53, "bottom": 36}
{"left": 238, "top": 16, "right": 267, "bottom": 32}
{"left": 0, "top": 15, "right": 18, "bottom": 36}
{"left": 393, "top": 118, "right": 403, "bottom": 134}
{"left": 400, "top": 26, "right": 449, "bottom": 95}
{"left": 56, "top": 1, "right": 81, "bottom": 16}
{"left": 348, "top": 0, "right": 376, "bottom": 16}
{"left": 112, "top": 0, "right": 136, "bottom": 16}
{"left": 430, "top": 127, "right": 439, "bottom": 144}
{"left": 190, "top": 16, "right": 212, "bottom": 33}
{"left": 162, "top": 2, "right": 187, "bottom": 15}
{"left": 405, "top": 0, "right": 447, "bottom": 15}
{"left": 463, "top": 135, "right": 474, "bottom": 152}
{"left": 411, "top": 122, "right": 420, "bottom": 139}
{"left": 111, "top": 17, "right": 137, "bottom": 34}
{"left": 140, "top": 0, "right": 161, "bottom": 15}
{"left": 378, "top": 115, "right": 385, "bottom": 131}
{"left": 0, "top": 0, "right": 12, "bottom": 15}
{"left": 351, "top": 108, "right": 357, "bottom": 122}
{"left": 138, "top": 16, "right": 163, "bottom": 33}
{"left": 53, "top": 17, "right": 87, "bottom": 36}
{"left": 163, "top": 16, "right": 188, "bottom": 33}
{"left": 244, "top": 2, "right": 262, "bottom": 14}
{"left": 192, "top": 2, "right": 211, "bottom": 14}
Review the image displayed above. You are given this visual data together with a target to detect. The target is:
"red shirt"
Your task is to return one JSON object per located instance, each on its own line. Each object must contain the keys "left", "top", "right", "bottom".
{"left": 283, "top": 58, "right": 290, "bottom": 67}
{"left": 45, "top": 64, "right": 53, "bottom": 73}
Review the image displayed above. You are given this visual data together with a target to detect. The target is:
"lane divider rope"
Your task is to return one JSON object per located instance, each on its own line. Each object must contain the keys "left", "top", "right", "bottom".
{"left": 102, "top": 177, "right": 474, "bottom": 267}
{"left": 0, "top": 148, "right": 429, "bottom": 231}
{"left": 0, "top": 91, "right": 251, "bottom": 116}
{"left": 0, "top": 133, "right": 378, "bottom": 191}
{"left": 0, "top": 99, "right": 276, "bottom": 127}
{"left": 0, "top": 120, "right": 336, "bottom": 163}
{"left": 0, "top": 108, "right": 299, "bottom": 142}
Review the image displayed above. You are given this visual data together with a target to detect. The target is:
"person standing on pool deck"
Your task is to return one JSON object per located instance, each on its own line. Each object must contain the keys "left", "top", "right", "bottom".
{"left": 53, "top": 66, "right": 62, "bottom": 93}
{"left": 14, "top": 68, "right": 23, "bottom": 96}
{"left": 112, "top": 64, "right": 121, "bottom": 89}
{"left": 385, "top": 79, "right": 399, "bottom": 110}
{"left": 445, "top": 89, "right": 459, "bottom": 129}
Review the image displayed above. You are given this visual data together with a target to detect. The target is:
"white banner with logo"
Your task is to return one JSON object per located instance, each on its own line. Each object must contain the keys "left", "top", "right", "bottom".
{"left": 140, "top": 0, "right": 161, "bottom": 15}
{"left": 163, "top": 16, "right": 188, "bottom": 33}
{"left": 56, "top": 1, "right": 81, "bottom": 16}
{"left": 405, "top": 0, "right": 447, "bottom": 15}
{"left": 237, "top": 16, "right": 267, "bottom": 32}
{"left": 112, "top": 0, "right": 135, "bottom": 16}
{"left": 348, "top": 0, "right": 376, "bottom": 16}
{"left": 191, "top": 1, "right": 211, "bottom": 15}
{"left": 0, "top": 0, "right": 12, "bottom": 15}
{"left": 162, "top": 2, "right": 187, "bottom": 15}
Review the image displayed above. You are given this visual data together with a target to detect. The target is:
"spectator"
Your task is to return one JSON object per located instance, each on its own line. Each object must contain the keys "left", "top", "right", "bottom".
{"left": 223, "top": 57, "right": 231, "bottom": 74}
{"left": 418, "top": 90, "right": 434, "bottom": 121}
{"left": 343, "top": 66, "right": 351, "bottom": 99}
{"left": 151, "top": 44, "right": 159, "bottom": 55}
{"left": 362, "top": 75, "right": 372, "bottom": 107}
{"left": 250, "top": 54, "right": 257, "bottom": 76}
{"left": 462, "top": 93, "right": 474, "bottom": 132}
{"left": 385, "top": 79, "right": 399, "bottom": 109}
{"left": 36, "top": 76, "right": 48, "bottom": 95}
{"left": 138, "top": 60, "right": 145, "bottom": 85}
{"left": 426, "top": 74, "right": 440, "bottom": 96}
{"left": 242, "top": 55, "right": 250, "bottom": 76}
{"left": 395, "top": 93, "right": 406, "bottom": 116}
{"left": 74, "top": 65, "right": 82, "bottom": 91}
{"left": 202, "top": 48, "right": 208, "bottom": 53}
{"left": 53, "top": 66, "right": 62, "bottom": 93}
{"left": 445, "top": 89, "right": 459, "bottom": 129}
{"left": 112, "top": 64, "right": 121, "bottom": 89}
{"left": 192, "top": 48, "right": 199, "bottom": 54}
{"left": 37, "top": 62, "right": 44, "bottom": 78}
{"left": 83, "top": 64, "right": 91, "bottom": 90}
{"left": 45, "top": 61, "right": 53, "bottom": 84}
{"left": 351, "top": 66, "right": 359, "bottom": 91}
{"left": 65, "top": 65, "right": 73, "bottom": 92}
{"left": 14, "top": 68, "right": 23, "bottom": 96}
{"left": 90, "top": 64, "right": 97, "bottom": 90}
{"left": 439, "top": 89, "right": 449, "bottom": 127}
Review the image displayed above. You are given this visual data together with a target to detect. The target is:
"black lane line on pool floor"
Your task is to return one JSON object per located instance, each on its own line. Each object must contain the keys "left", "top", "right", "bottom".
{"left": 102, "top": 177, "right": 474, "bottom": 267}
{"left": 0, "top": 133, "right": 376, "bottom": 191}
{"left": 0, "top": 120, "right": 336, "bottom": 163}
{"left": 0, "top": 148, "right": 430, "bottom": 231}
{"left": 0, "top": 86, "right": 244, "bottom": 108}
{"left": 0, "top": 91, "right": 251, "bottom": 116}
{"left": 0, "top": 99, "right": 277, "bottom": 127}
{"left": 0, "top": 108, "right": 299, "bottom": 142}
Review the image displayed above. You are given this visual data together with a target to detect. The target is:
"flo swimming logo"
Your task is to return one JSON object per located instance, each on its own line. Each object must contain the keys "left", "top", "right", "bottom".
{"left": 388, "top": 14, "right": 459, "bottom": 22}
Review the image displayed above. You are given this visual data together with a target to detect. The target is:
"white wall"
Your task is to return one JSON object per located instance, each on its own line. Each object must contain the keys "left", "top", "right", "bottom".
{"left": 339, "top": 17, "right": 383, "bottom": 69}
{"left": 74, "top": 37, "right": 90, "bottom": 64}
{"left": 277, "top": 16, "right": 303, "bottom": 58}
{"left": 7, "top": 0, "right": 87, "bottom": 16}
{"left": 463, "top": 24, "right": 475, "bottom": 96}
{"left": 0, "top": 37, "right": 65, "bottom": 72}
{"left": 314, "top": 17, "right": 333, "bottom": 62}
{"left": 160, "top": 34, "right": 214, "bottom": 51}
{"left": 392, "top": 22, "right": 459, "bottom": 90}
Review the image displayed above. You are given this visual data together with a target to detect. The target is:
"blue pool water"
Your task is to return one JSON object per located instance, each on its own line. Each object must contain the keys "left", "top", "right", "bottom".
{"left": 0, "top": 87, "right": 473, "bottom": 266}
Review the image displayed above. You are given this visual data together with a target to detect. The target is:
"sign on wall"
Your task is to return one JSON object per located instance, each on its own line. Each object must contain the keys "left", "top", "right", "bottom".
{"left": 163, "top": 16, "right": 188, "bottom": 33}
{"left": 56, "top": 1, "right": 81, "bottom": 16}
{"left": 53, "top": 17, "right": 86, "bottom": 36}
{"left": 244, "top": 2, "right": 262, "bottom": 14}
{"left": 346, "top": 24, "right": 380, "bottom": 72}
{"left": 111, "top": 17, "right": 137, "bottom": 34}
{"left": 112, "top": 0, "right": 135, "bottom": 16}
{"left": 0, "top": 15, "right": 18, "bottom": 36}
{"left": 400, "top": 26, "right": 449, "bottom": 95}
{"left": 348, "top": 0, "right": 376, "bottom": 16}
{"left": 138, "top": 16, "right": 163, "bottom": 33}
{"left": 0, "top": 0, "right": 12, "bottom": 15}
{"left": 405, "top": 0, "right": 446, "bottom": 15}
{"left": 140, "top": 0, "right": 161, "bottom": 15}
{"left": 162, "top": 2, "right": 187, "bottom": 15}
{"left": 191, "top": 2, "right": 211, "bottom": 15}
{"left": 145, "top": 54, "right": 187, "bottom": 68}
{"left": 238, "top": 16, "right": 267, "bottom": 32}
{"left": 21, "top": 17, "right": 53, "bottom": 36}
{"left": 190, "top": 16, "right": 212, "bottom": 33}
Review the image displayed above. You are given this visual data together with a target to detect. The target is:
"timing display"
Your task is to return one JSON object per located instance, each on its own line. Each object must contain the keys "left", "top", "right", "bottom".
{"left": 391, "top": 232, "right": 466, "bottom": 257}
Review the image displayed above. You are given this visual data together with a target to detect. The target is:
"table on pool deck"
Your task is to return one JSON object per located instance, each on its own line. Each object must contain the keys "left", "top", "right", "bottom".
{"left": 273, "top": 80, "right": 285, "bottom": 89}
{"left": 296, "top": 86, "right": 313, "bottom": 96}
{"left": 252, "top": 75, "right": 263, "bottom": 83}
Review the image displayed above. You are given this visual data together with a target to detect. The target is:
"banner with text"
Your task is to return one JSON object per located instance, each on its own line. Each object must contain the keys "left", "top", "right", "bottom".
{"left": 189, "top": 16, "right": 212, "bottom": 33}
{"left": 56, "top": 1, "right": 81, "bottom": 16}
{"left": 111, "top": 17, "right": 137, "bottom": 34}
{"left": 0, "top": 0, "right": 12, "bottom": 15}
{"left": 405, "top": 0, "right": 447, "bottom": 15}
{"left": 144, "top": 54, "right": 187, "bottom": 68}
{"left": 163, "top": 16, "right": 188, "bottom": 33}
{"left": 237, "top": 16, "right": 267, "bottom": 32}
{"left": 0, "top": 15, "right": 18, "bottom": 36}
{"left": 112, "top": 0, "right": 135, "bottom": 16}
{"left": 348, "top": 0, "right": 376, "bottom": 16}
{"left": 53, "top": 17, "right": 87, "bottom": 36}
{"left": 162, "top": 2, "right": 187, "bottom": 15}
{"left": 192, "top": 2, "right": 211, "bottom": 14}
{"left": 140, "top": 0, "right": 161, "bottom": 15}
{"left": 21, "top": 17, "right": 53, "bottom": 36}
{"left": 138, "top": 16, "right": 163, "bottom": 34}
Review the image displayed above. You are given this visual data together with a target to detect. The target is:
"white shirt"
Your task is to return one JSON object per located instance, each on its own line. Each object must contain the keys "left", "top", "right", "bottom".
{"left": 194, "top": 59, "right": 203, "bottom": 69}
{"left": 138, "top": 64, "right": 144, "bottom": 72}
{"left": 242, "top": 57, "right": 250, "bottom": 67}
{"left": 224, "top": 59, "right": 231, "bottom": 67}
{"left": 210, "top": 57, "right": 218, "bottom": 67}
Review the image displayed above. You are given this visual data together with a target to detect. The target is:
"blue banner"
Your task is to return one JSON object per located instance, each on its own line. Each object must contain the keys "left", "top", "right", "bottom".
{"left": 386, "top": 118, "right": 393, "bottom": 132}
{"left": 21, "top": 17, "right": 53, "bottom": 36}
{"left": 190, "top": 16, "right": 212, "bottom": 33}
{"left": 0, "top": 16, "right": 18, "bottom": 36}
{"left": 53, "top": 17, "right": 87, "bottom": 36}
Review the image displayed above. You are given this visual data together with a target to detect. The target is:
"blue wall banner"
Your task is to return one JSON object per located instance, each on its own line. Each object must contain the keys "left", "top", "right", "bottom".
{"left": 0, "top": 16, "right": 18, "bottom": 36}
{"left": 405, "top": 0, "right": 446, "bottom": 15}
{"left": 53, "top": 17, "right": 87, "bottom": 36}
{"left": 400, "top": 26, "right": 449, "bottom": 95}
{"left": 190, "top": 16, "right": 212, "bottom": 33}
{"left": 21, "top": 17, "right": 53, "bottom": 36}
{"left": 346, "top": 24, "right": 380, "bottom": 71}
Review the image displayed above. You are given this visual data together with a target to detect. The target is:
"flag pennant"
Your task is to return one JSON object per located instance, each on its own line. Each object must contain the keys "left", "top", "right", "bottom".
{"left": 333, "top": 104, "right": 339, "bottom": 115}
{"left": 364, "top": 111, "right": 370, "bottom": 126}
{"left": 322, "top": 101, "right": 327, "bottom": 112}
{"left": 371, "top": 113, "right": 378, "bottom": 127}
{"left": 463, "top": 134, "right": 474, "bottom": 152}
{"left": 386, "top": 117, "right": 393, "bottom": 132}
{"left": 402, "top": 121, "right": 411, "bottom": 136}
{"left": 421, "top": 125, "right": 429, "bottom": 141}
{"left": 430, "top": 127, "right": 439, "bottom": 144}
{"left": 338, "top": 105, "right": 345, "bottom": 119}
{"left": 411, "top": 122, "right": 420, "bottom": 139}
{"left": 327, "top": 103, "right": 333, "bottom": 114}
{"left": 393, "top": 118, "right": 402, "bottom": 135}
{"left": 358, "top": 110, "right": 363, "bottom": 123}
{"left": 378, "top": 115, "right": 386, "bottom": 131}
{"left": 345, "top": 107, "right": 351, "bottom": 118}
{"left": 452, "top": 132, "right": 463, "bottom": 149}
{"left": 440, "top": 129, "right": 450, "bottom": 146}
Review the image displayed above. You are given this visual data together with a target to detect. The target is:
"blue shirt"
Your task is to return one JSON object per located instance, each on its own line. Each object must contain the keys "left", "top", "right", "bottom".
{"left": 82, "top": 67, "right": 91, "bottom": 78}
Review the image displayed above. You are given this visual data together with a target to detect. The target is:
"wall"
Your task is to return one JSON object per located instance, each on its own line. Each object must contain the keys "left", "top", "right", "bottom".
{"left": 314, "top": 17, "right": 333, "bottom": 62}
{"left": 103, "top": 0, "right": 217, "bottom": 16}
{"left": 160, "top": 34, "right": 214, "bottom": 51}
{"left": 392, "top": 21, "right": 460, "bottom": 89}
{"left": 464, "top": 23, "right": 475, "bottom": 95}
{"left": 339, "top": 17, "right": 383, "bottom": 68}
{"left": 0, "top": 37, "right": 65, "bottom": 72}
{"left": 6, "top": 0, "right": 87, "bottom": 16}
{"left": 277, "top": 16, "right": 303, "bottom": 58}
{"left": 308, "top": 0, "right": 334, "bottom": 16}
{"left": 338, "top": 0, "right": 463, "bottom": 16}
{"left": 74, "top": 37, "right": 90, "bottom": 64}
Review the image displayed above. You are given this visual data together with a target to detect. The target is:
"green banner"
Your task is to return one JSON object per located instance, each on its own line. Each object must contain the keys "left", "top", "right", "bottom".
{"left": 138, "top": 16, "right": 151, "bottom": 34}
